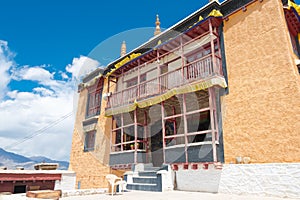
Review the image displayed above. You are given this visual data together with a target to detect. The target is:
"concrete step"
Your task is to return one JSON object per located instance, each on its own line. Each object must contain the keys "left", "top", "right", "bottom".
{"left": 126, "top": 183, "right": 161, "bottom": 192}
{"left": 133, "top": 176, "right": 158, "bottom": 184}
{"left": 138, "top": 171, "right": 157, "bottom": 177}
{"left": 143, "top": 167, "right": 161, "bottom": 171}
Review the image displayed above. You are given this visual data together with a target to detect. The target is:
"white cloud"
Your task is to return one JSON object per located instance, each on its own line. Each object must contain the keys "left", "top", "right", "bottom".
{"left": 16, "top": 65, "right": 53, "bottom": 81}
{"left": 0, "top": 40, "right": 102, "bottom": 161}
{"left": 60, "top": 71, "right": 69, "bottom": 79}
{"left": 11, "top": 65, "right": 61, "bottom": 88}
{"left": 33, "top": 87, "right": 54, "bottom": 96}
{"left": 66, "top": 55, "right": 100, "bottom": 80}
{"left": 0, "top": 40, "right": 14, "bottom": 100}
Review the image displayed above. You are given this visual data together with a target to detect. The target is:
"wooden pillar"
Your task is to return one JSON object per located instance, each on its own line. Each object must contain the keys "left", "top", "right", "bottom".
{"left": 144, "top": 110, "right": 148, "bottom": 163}
{"left": 182, "top": 93, "right": 189, "bottom": 163}
{"left": 107, "top": 76, "right": 110, "bottom": 93}
{"left": 180, "top": 36, "right": 185, "bottom": 83}
{"left": 209, "top": 19, "right": 217, "bottom": 75}
{"left": 121, "top": 69, "right": 124, "bottom": 106}
{"left": 137, "top": 60, "right": 140, "bottom": 98}
{"left": 134, "top": 109, "right": 138, "bottom": 164}
{"left": 161, "top": 102, "right": 166, "bottom": 164}
{"left": 110, "top": 117, "right": 114, "bottom": 152}
{"left": 121, "top": 113, "right": 124, "bottom": 152}
{"left": 157, "top": 50, "right": 161, "bottom": 94}
{"left": 216, "top": 31, "right": 222, "bottom": 75}
{"left": 208, "top": 87, "right": 217, "bottom": 162}
{"left": 213, "top": 89, "right": 219, "bottom": 141}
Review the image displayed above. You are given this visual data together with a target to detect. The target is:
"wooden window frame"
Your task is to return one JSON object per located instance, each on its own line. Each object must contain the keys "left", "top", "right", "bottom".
{"left": 86, "top": 80, "right": 103, "bottom": 118}
{"left": 84, "top": 130, "right": 96, "bottom": 152}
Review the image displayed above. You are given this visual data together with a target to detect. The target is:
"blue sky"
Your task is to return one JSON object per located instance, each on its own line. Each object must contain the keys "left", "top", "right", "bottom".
{"left": 0, "top": 0, "right": 210, "bottom": 71}
{"left": 0, "top": 0, "right": 299, "bottom": 161}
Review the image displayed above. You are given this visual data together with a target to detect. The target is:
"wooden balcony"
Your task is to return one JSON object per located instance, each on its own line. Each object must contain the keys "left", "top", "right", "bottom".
{"left": 107, "top": 54, "right": 223, "bottom": 109}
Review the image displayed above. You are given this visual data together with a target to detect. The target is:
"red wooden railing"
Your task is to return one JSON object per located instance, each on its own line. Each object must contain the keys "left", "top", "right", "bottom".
{"left": 107, "top": 55, "right": 222, "bottom": 108}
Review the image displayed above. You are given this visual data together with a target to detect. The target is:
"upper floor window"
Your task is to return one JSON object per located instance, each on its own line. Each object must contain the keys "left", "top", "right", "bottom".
{"left": 86, "top": 79, "right": 103, "bottom": 118}
{"left": 84, "top": 130, "right": 96, "bottom": 152}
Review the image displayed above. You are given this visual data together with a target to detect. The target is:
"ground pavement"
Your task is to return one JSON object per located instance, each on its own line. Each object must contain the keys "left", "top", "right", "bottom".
{"left": 1, "top": 191, "right": 297, "bottom": 200}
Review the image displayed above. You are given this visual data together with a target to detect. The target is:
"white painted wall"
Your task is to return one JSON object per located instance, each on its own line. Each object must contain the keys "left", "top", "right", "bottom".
{"left": 219, "top": 164, "right": 300, "bottom": 199}
{"left": 54, "top": 171, "right": 76, "bottom": 191}
{"left": 174, "top": 163, "right": 300, "bottom": 199}
{"left": 175, "top": 164, "right": 221, "bottom": 193}
{"left": 158, "top": 165, "right": 174, "bottom": 192}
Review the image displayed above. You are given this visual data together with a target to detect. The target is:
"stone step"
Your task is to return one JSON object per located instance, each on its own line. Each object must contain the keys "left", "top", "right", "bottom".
{"left": 133, "top": 176, "right": 158, "bottom": 184}
{"left": 143, "top": 167, "right": 161, "bottom": 171}
{"left": 126, "top": 183, "right": 161, "bottom": 192}
{"left": 138, "top": 171, "right": 157, "bottom": 177}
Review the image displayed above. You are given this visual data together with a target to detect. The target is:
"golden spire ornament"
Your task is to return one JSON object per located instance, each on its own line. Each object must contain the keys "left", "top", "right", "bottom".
{"left": 154, "top": 14, "right": 161, "bottom": 36}
{"left": 120, "top": 41, "right": 126, "bottom": 57}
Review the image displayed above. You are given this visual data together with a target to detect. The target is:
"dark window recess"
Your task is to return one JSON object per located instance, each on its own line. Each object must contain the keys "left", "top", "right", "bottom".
{"left": 14, "top": 185, "right": 26, "bottom": 194}
{"left": 126, "top": 77, "right": 138, "bottom": 88}
{"left": 86, "top": 80, "right": 103, "bottom": 118}
{"left": 84, "top": 131, "right": 96, "bottom": 152}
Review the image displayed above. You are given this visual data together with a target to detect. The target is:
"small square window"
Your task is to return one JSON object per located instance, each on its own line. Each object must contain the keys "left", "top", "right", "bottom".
{"left": 86, "top": 79, "right": 103, "bottom": 118}
{"left": 84, "top": 131, "right": 96, "bottom": 152}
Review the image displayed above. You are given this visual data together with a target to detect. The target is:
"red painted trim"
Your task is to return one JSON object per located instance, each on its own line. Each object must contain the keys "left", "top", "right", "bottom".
{"left": 183, "top": 163, "right": 189, "bottom": 170}
{"left": 172, "top": 164, "right": 179, "bottom": 171}
{"left": 203, "top": 163, "right": 209, "bottom": 170}
{"left": 191, "top": 163, "right": 198, "bottom": 170}
{"left": 0, "top": 173, "right": 61, "bottom": 181}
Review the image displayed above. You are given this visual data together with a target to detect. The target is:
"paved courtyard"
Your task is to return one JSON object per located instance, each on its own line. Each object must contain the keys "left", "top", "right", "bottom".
{"left": 1, "top": 191, "right": 297, "bottom": 200}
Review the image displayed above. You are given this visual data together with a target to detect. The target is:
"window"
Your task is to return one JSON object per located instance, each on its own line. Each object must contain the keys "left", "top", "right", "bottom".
{"left": 126, "top": 77, "right": 138, "bottom": 88}
{"left": 163, "top": 90, "right": 213, "bottom": 148}
{"left": 86, "top": 80, "right": 103, "bottom": 118}
{"left": 111, "top": 110, "right": 147, "bottom": 152}
{"left": 84, "top": 131, "right": 96, "bottom": 152}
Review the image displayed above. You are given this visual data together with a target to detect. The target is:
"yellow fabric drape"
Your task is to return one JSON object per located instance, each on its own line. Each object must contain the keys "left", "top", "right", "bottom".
{"left": 105, "top": 76, "right": 227, "bottom": 116}
{"left": 207, "top": 9, "right": 223, "bottom": 17}
{"left": 106, "top": 53, "right": 141, "bottom": 77}
{"left": 288, "top": 0, "right": 300, "bottom": 16}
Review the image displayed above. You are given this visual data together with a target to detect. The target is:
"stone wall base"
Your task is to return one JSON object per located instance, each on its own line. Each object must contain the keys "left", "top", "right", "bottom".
{"left": 174, "top": 163, "right": 300, "bottom": 199}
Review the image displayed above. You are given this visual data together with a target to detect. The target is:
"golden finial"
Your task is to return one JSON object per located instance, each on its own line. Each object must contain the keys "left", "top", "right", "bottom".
{"left": 154, "top": 14, "right": 161, "bottom": 36}
{"left": 120, "top": 41, "right": 126, "bottom": 57}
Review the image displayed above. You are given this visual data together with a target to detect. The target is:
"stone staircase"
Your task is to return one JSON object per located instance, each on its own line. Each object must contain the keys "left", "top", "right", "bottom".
{"left": 125, "top": 164, "right": 164, "bottom": 192}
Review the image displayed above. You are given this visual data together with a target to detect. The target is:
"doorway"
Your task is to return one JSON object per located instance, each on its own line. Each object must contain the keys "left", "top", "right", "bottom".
{"left": 150, "top": 120, "right": 163, "bottom": 167}
{"left": 14, "top": 185, "right": 26, "bottom": 194}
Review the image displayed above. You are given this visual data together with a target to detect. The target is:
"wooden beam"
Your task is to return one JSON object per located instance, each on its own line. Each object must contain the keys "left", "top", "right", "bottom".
{"left": 161, "top": 102, "right": 166, "bottom": 164}
{"left": 134, "top": 109, "right": 138, "bottom": 164}
{"left": 183, "top": 93, "right": 189, "bottom": 163}
{"left": 26, "top": 190, "right": 62, "bottom": 199}
{"left": 209, "top": 18, "right": 217, "bottom": 74}
{"left": 208, "top": 87, "right": 217, "bottom": 162}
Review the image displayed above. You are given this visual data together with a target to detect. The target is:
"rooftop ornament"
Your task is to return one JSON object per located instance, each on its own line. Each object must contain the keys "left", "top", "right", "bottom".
{"left": 154, "top": 14, "right": 161, "bottom": 36}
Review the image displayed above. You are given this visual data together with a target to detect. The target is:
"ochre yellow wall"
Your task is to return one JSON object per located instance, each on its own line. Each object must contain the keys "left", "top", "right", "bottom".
{"left": 222, "top": 0, "right": 300, "bottom": 163}
{"left": 69, "top": 78, "right": 113, "bottom": 189}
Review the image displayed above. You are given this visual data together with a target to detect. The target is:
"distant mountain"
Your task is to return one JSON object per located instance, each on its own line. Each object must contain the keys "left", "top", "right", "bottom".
{"left": 0, "top": 148, "right": 69, "bottom": 170}
{"left": 0, "top": 148, "right": 32, "bottom": 163}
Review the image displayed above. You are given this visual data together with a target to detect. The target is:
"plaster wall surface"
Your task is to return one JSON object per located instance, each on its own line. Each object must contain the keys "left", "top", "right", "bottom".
{"left": 175, "top": 163, "right": 300, "bottom": 199}
{"left": 69, "top": 78, "right": 112, "bottom": 189}
{"left": 219, "top": 163, "right": 300, "bottom": 199}
{"left": 222, "top": 0, "right": 300, "bottom": 163}
{"left": 54, "top": 172, "right": 76, "bottom": 191}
